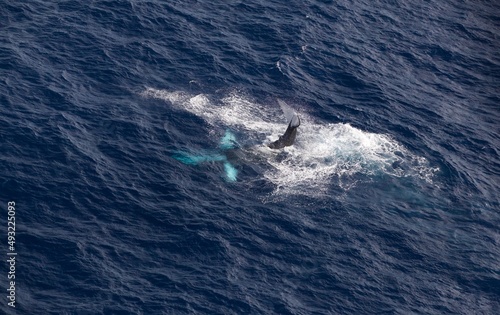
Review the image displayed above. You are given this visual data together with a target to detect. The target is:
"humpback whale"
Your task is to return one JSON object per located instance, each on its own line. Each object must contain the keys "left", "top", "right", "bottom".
{"left": 172, "top": 104, "right": 300, "bottom": 181}
{"left": 268, "top": 114, "right": 300, "bottom": 149}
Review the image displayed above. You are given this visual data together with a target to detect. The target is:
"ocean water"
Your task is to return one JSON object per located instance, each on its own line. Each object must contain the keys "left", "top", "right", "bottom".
{"left": 1, "top": 0, "right": 499, "bottom": 314}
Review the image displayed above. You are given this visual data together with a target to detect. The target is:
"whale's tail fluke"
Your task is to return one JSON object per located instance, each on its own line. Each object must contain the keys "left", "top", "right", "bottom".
{"left": 268, "top": 113, "right": 301, "bottom": 150}
{"left": 172, "top": 152, "right": 226, "bottom": 165}
{"left": 172, "top": 131, "right": 239, "bottom": 182}
{"left": 219, "top": 130, "right": 239, "bottom": 150}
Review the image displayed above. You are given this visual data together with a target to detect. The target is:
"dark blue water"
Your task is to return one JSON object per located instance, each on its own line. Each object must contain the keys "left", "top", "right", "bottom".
{"left": 1, "top": 0, "right": 499, "bottom": 314}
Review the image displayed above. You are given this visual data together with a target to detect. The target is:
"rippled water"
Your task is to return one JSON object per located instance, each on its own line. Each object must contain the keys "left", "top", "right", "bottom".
{"left": 1, "top": 0, "right": 499, "bottom": 314}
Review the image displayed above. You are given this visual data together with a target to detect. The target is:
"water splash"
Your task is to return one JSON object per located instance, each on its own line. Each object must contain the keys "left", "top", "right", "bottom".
{"left": 143, "top": 88, "right": 438, "bottom": 195}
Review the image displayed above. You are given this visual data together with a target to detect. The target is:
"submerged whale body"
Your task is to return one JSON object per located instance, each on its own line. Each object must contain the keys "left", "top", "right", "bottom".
{"left": 268, "top": 114, "right": 300, "bottom": 149}
{"left": 172, "top": 106, "right": 301, "bottom": 181}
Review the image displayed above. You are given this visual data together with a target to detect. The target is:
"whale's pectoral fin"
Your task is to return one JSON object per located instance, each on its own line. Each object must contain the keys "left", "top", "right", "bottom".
{"left": 268, "top": 114, "right": 300, "bottom": 150}
{"left": 277, "top": 99, "right": 296, "bottom": 123}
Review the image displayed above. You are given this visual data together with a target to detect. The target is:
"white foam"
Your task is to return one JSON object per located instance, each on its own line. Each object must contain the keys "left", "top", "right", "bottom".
{"left": 142, "top": 88, "right": 438, "bottom": 196}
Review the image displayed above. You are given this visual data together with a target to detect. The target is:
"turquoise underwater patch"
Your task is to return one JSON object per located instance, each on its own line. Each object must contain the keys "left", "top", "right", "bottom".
{"left": 223, "top": 161, "right": 238, "bottom": 182}
{"left": 172, "top": 130, "right": 240, "bottom": 181}
{"left": 219, "top": 130, "right": 238, "bottom": 150}
{"left": 172, "top": 152, "right": 226, "bottom": 165}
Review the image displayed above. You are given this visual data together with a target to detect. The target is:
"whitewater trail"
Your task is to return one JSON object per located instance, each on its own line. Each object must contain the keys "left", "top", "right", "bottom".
{"left": 143, "top": 88, "right": 438, "bottom": 196}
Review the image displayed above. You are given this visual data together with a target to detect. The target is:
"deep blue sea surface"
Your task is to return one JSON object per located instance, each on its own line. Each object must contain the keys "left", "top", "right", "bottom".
{"left": 1, "top": 0, "right": 499, "bottom": 314}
